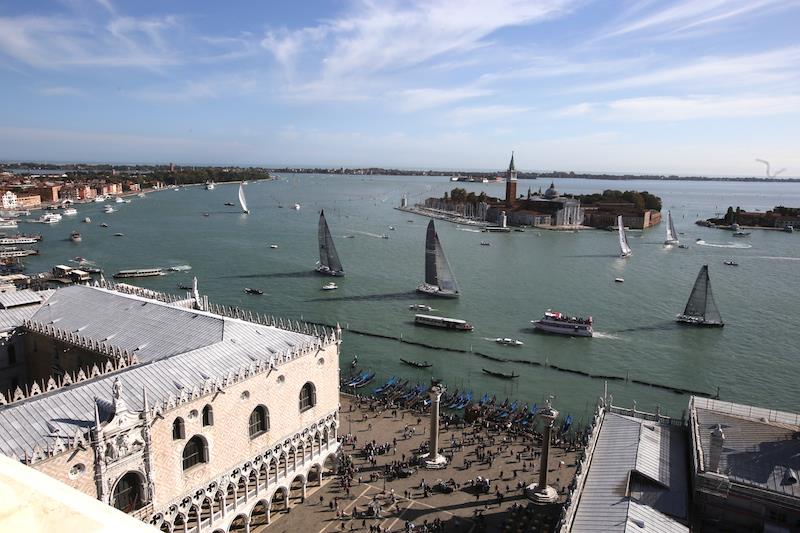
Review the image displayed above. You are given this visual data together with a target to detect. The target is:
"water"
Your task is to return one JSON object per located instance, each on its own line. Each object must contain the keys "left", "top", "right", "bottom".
{"left": 20, "top": 176, "right": 800, "bottom": 423}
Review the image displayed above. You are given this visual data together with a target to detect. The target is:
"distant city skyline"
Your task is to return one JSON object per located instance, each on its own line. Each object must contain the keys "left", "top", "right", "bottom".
{"left": 0, "top": 0, "right": 799, "bottom": 177}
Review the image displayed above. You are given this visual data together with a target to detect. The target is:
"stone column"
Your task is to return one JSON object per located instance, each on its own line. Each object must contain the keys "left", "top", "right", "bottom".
{"left": 527, "top": 399, "right": 559, "bottom": 504}
{"left": 420, "top": 382, "right": 447, "bottom": 469}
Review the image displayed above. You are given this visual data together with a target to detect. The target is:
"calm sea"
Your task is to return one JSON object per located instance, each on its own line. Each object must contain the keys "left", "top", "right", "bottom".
{"left": 20, "top": 175, "right": 800, "bottom": 424}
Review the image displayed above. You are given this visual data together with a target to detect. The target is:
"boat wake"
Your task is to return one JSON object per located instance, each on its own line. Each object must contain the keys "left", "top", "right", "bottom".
{"left": 754, "top": 255, "right": 800, "bottom": 261}
{"left": 167, "top": 265, "right": 192, "bottom": 271}
{"left": 592, "top": 331, "right": 621, "bottom": 340}
{"left": 694, "top": 240, "right": 752, "bottom": 249}
{"left": 349, "top": 230, "right": 386, "bottom": 239}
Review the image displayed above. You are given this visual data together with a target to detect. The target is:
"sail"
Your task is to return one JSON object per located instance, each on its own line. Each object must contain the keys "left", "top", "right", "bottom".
{"left": 683, "top": 265, "right": 722, "bottom": 322}
{"left": 318, "top": 210, "right": 343, "bottom": 273}
{"left": 238, "top": 184, "right": 248, "bottom": 213}
{"left": 618, "top": 215, "right": 632, "bottom": 256}
{"left": 665, "top": 210, "right": 678, "bottom": 243}
{"left": 424, "top": 220, "right": 458, "bottom": 293}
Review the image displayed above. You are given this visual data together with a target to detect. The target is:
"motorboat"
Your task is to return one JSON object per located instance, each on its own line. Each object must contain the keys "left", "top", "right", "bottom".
{"left": 723, "top": 260, "right": 738, "bottom": 266}
{"left": 381, "top": 234, "right": 389, "bottom": 239}
{"left": 409, "top": 304, "right": 433, "bottom": 311}
{"left": 138, "top": 192, "right": 146, "bottom": 198}
{"left": 480, "top": 241, "right": 491, "bottom": 246}
{"left": 243, "top": 287, "right": 263, "bottom": 295}
{"left": 104, "top": 206, "right": 115, "bottom": 214}
{"left": 322, "top": 282, "right": 338, "bottom": 290}
{"left": 293, "top": 204, "right": 300, "bottom": 210}
{"left": 532, "top": 310, "right": 593, "bottom": 337}
{"left": 100, "top": 223, "right": 109, "bottom": 228}
{"left": 614, "top": 277, "right": 624, "bottom": 283}
{"left": 37, "top": 213, "right": 62, "bottom": 224}
{"left": 63, "top": 208, "right": 78, "bottom": 216}
{"left": 168, "top": 265, "right": 192, "bottom": 272}
{"left": 113, "top": 233, "right": 124, "bottom": 237}
{"left": 389, "top": 226, "right": 396, "bottom": 230}
{"left": 205, "top": 181, "right": 215, "bottom": 190}
{"left": 70, "top": 231, "right": 81, "bottom": 242}
{"left": 678, "top": 244, "right": 689, "bottom": 249}
{"left": 495, "top": 338, "right": 523, "bottom": 346}
{"left": 732, "top": 230, "right": 750, "bottom": 237}
{"left": 94, "top": 196, "right": 106, "bottom": 203}
{"left": 83, "top": 217, "right": 91, "bottom": 223}
{"left": 269, "top": 244, "right": 278, "bottom": 249}
{"left": 224, "top": 202, "right": 235, "bottom": 207}
{"left": 115, "top": 197, "right": 124, "bottom": 204}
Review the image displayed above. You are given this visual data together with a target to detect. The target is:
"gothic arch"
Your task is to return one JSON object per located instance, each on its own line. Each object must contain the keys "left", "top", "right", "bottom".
{"left": 110, "top": 470, "right": 148, "bottom": 513}
{"left": 228, "top": 513, "right": 248, "bottom": 532}
{"left": 249, "top": 499, "right": 269, "bottom": 529}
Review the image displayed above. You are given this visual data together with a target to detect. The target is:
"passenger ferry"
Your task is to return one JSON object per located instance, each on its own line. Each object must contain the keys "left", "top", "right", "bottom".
{"left": 112, "top": 268, "right": 163, "bottom": 279}
{"left": 531, "top": 310, "right": 593, "bottom": 337}
{"left": 414, "top": 314, "right": 473, "bottom": 331}
{"left": 37, "top": 213, "right": 62, "bottom": 224}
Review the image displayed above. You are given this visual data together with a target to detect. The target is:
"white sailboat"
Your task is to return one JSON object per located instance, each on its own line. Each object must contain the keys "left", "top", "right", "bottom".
{"left": 617, "top": 215, "right": 632, "bottom": 257}
{"left": 238, "top": 184, "right": 249, "bottom": 214}
{"left": 417, "top": 220, "right": 459, "bottom": 298}
{"left": 664, "top": 210, "right": 679, "bottom": 245}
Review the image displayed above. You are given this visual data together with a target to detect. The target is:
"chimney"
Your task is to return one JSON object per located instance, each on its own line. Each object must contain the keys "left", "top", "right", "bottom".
{"left": 709, "top": 424, "right": 725, "bottom": 473}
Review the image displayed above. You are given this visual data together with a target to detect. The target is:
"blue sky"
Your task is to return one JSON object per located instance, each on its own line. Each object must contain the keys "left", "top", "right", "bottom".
{"left": 0, "top": 0, "right": 799, "bottom": 176}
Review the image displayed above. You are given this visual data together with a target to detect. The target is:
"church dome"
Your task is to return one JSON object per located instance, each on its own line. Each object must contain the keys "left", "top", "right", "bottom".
{"left": 544, "top": 182, "right": 558, "bottom": 199}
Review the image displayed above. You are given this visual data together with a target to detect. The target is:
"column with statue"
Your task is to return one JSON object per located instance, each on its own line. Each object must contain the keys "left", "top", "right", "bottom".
{"left": 420, "top": 380, "right": 447, "bottom": 469}
{"left": 527, "top": 398, "right": 559, "bottom": 503}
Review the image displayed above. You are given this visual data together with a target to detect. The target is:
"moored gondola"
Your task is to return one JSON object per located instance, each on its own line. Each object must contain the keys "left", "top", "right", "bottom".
{"left": 400, "top": 358, "right": 432, "bottom": 368}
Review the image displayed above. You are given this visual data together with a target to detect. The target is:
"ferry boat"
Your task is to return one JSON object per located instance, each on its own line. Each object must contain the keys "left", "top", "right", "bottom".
{"left": 63, "top": 208, "right": 78, "bottom": 216}
{"left": 532, "top": 310, "right": 593, "bottom": 337}
{"left": 0, "top": 235, "right": 40, "bottom": 245}
{"left": 70, "top": 231, "right": 82, "bottom": 242}
{"left": 0, "top": 219, "right": 18, "bottom": 229}
{"left": 414, "top": 314, "right": 473, "bottom": 331}
{"left": 113, "top": 268, "right": 163, "bottom": 279}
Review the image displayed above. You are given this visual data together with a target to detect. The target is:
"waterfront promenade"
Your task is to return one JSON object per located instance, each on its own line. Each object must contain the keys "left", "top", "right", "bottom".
{"left": 263, "top": 393, "right": 578, "bottom": 532}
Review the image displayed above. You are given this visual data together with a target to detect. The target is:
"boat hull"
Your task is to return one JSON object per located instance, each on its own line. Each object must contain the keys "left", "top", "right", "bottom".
{"left": 532, "top": 320, "right": 593, "bottom": 337}
{"left": 416, "top": 284, "right": 458, "bottom": 298}
{"left": 315, "top": 266, "right": 345, "bottom": 277}
{"left": 676, "top": 315, "right": 724, "bottom": 327}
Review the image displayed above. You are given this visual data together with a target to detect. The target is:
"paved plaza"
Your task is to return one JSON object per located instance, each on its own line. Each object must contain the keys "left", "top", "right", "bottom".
{"left": 260, "top": 393, "right": 578, "bottom": 532}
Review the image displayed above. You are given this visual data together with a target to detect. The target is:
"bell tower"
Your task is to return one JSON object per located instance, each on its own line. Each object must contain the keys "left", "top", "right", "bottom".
{"left": 505, "top": 151, "right": 517, "bottom": 207}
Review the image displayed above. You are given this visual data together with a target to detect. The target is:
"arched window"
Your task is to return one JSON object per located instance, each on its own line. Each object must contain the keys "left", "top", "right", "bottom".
{"left": 112, "top": 471, "right": 146, "bottom": 512}
{"left": 202, "top": 405, "right": 214, "bottom": 427}
{"left": 299, "top": 382, "right": 316, "bottom": 412}
{"left": 182, "top": 436, "right": 208, "bottom": 470}
{"left": 249, "top": 406, "right": 269, "bottom": 438}
{"left": 7, "top": 344, "right": 16, "bottom": 365}
{"left": 173, "top": 417, "right": 185, "bottom": 440}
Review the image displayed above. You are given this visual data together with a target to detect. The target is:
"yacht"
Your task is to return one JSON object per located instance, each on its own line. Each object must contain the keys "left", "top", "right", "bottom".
{"left": 532, "top": 310, "right": 593, "bottom": 337}
{"left": 63, "top": 208, "right": 78, "bottom": 216}
{"left": 38, "top": 213, "right": 62, "bottom": 224}
{"left": 322, "top": 282, "right": 338, "bottom": 291}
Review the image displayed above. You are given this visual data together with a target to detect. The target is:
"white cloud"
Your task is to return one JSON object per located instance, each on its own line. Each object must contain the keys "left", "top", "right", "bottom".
{"left": 556, "top": 94, "right": 800, "bottom": 121}
{"left": 446, "top": 104, "right": 531, "bottom": 124}
{"left": 392, "top": 87, "right": 493, "bottom": 111}
{"left": 600, "top": 0, "right": 793, "bottom": 40}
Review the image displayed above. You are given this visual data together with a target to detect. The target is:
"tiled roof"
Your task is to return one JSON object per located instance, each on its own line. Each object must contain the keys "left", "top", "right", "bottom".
{"left": 0, "top": 286, "right": 320, "bottom": 459}
{"left": 0, "top": 290, "right": 54, "bottom": 332}
{"left": 0, "top": 289, "right": 45, "bottom": 309}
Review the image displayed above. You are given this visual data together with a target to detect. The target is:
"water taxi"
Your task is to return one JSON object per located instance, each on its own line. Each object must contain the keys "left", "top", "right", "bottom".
{"left": 104, "top": 206, "right": 115, "bottom": 214}
{"left": 37, "top": 213, "right": 62, "bottom": 224}
{"left": 63, "top": 208, "right": 78, "bottom": 216}
{"left": 322, "top": 282, "right": 338, "bottom": 290}
{"left": 409, "top": 304, "right": 432, "bottom": 311}
{"left": 414, "top": 314, "right": 473, "bottom": 331}
{"left": 70, "top": 231, "right": 82, "bottom": 242}
{"left": 495, "top": 338, "right": 523, "bottom": 346}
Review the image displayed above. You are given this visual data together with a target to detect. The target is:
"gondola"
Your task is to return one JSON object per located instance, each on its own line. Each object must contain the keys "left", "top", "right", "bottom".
{"left": 482, "top": 368, "right": 519, "bottom": 379}
{"left": 400, "top": 358, "right": 432, "bottom": 368}
{"left": 243, "top": 288, "right": 263, "bottom": 295}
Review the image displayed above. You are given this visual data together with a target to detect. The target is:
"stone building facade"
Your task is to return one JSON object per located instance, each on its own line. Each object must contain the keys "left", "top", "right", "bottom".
{"left": 0, "top": 282, "right": 342, "bottom": 532}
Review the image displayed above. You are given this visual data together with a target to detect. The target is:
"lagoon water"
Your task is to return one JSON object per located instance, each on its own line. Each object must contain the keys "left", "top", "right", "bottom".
{"left": 21, "top": 175, "right": 800, "bottom": 424}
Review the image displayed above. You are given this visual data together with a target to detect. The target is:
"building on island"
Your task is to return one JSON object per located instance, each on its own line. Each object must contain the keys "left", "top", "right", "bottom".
{"left": 582, "top": 203, "right": 662, "bottom": 229}
{"left": 1, "top": 191, "right": 17, "bottom": 210}
{"left": 0, "top": 282, "right": 341, "bottom": 532}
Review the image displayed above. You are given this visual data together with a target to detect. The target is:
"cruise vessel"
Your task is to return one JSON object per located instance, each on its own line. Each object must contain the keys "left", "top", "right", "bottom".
{"left": 532, "top": 310, "right": 593, "bottom": 337}
{"left": 417, "top": 220, "right": 459, "bottom": 298}
{"left": 112, "top": 268, "right": 163, "bottom": 279}
{"left": 414, "top": 314, "right": 473, "bottom": 331}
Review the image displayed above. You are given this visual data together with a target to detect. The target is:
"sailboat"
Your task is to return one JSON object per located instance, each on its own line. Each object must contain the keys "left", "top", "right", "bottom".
{"left": 617, "top": 215, "right": 632, "bottom": 257}
{"left": 664, "top": 210, "right": 679, "bottom": 245}
{"left": 676, "top": 265, "right": 724, "bottom": 327}
{"left": 238, "top": 184, "right": 249, "bottom": 214}
{"left": 417, "top": 220, "right": 459, "bottom": 298}
{"left": 315, "top": 210, "right": 344, "bottom": 277}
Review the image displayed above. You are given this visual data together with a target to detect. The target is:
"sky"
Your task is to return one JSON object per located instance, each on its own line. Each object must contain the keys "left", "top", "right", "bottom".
{"left": 0, "top": 0, "right": 799, "bottom": 176}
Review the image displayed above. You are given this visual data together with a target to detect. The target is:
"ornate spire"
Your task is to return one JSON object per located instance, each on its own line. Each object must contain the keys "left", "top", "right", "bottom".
{"left": 509, "top": 151, "right": 515, "bottom": 171}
